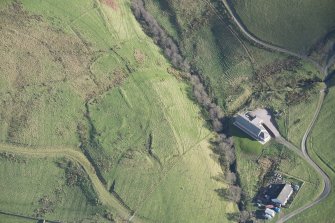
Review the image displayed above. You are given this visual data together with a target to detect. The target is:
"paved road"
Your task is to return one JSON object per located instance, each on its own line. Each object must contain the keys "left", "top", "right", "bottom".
{"left": 0, "top": 144, "right": 141, "bottom": 223}
{"left": 275, "top": 90, "right": 331, "bottom": 223}
{"left": 220, "top": 1, "right": 332, "bottom": 222}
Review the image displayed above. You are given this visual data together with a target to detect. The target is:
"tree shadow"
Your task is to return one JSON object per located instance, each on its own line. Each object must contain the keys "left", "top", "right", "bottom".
{"left": 229, "top": 121, "right": 259, "bottom": 142}
{"left": 255, "top": 210, "right": 267, "bottom": 220}
{"left": 325, "top": 70, "right": 335, "bottom": 88}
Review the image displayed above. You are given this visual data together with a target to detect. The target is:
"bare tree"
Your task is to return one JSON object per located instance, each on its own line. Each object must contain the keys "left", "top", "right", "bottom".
{"left": 132, "top": 0, "right": 241, "bottom": 205}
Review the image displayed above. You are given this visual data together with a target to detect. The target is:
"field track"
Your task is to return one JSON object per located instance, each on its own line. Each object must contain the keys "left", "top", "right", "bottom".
{"left": 0, "top": 143, "right": 142, "bottom": 223}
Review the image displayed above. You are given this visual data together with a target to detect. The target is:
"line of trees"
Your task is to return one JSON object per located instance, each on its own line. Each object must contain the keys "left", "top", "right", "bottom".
{"left": 131, "top": 0, "right": 225, "bottom": 133}
{"left": 131, "top": 0, "right": 189, "bottom": 71}
{"left": 131, "top": 0, "right": 240, "bottom": 182}
{"left": 131, "top": 0, "right": 242, "bottom": 206}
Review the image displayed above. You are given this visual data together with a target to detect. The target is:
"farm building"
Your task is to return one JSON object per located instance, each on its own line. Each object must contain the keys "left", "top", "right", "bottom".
{"left": 265, "top": 208, "right": 276, "bottom": 218}
{"left": 233, "top": 113, "right": 271, "bottom": 144}
{"left": 270, "top": 184, "right": 293, "bottom": 205}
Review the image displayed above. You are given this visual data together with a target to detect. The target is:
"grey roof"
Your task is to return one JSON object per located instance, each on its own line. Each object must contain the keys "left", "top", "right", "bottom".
{"left": 273, "top": 184, "right": 293, "bottom": 204}
{"left": 265, "top": 208, "right": 275, "bottom": 217}
{"left": 234, "top": 115, "right": 263, "bottom": 138}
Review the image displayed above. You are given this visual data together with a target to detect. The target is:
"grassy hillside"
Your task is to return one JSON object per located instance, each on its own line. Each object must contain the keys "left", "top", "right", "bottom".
{"left": 286, "top": 94, "right": 319, "bottom": 146}
{"left": 289, "top": 80, "right": 335, "bottom": 223}
{"left": 231, "top": 0, "right": 335, "bottom": 52}
{"left": 142, "top": 1, "right": 327, "bottom": 221}
{"left": 89, "top": 71, "right": 237, "bottom": 222}
{"left": 143, "top": 0, "right": 322, "bottom": 115}
{"left": 0, "top": 154, "right": 107, "bottom": 222}
{"left": 0, "top": 1, "right": 87, "bottom": 146}
{"left": 1, "top": 0, "right": 332, "bottom": 222}
{"left": 0, "top": 0, "right": 236, "bottom": 222}
{"left": 143, "top": 0, "right": 253, "bottom": 110}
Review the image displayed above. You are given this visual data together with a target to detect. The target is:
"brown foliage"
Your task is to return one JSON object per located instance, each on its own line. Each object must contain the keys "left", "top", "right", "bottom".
{"left": 255, "top": 58, "right": 301, "bottom": 82}
{"left": 101, "top": 0, "right": 118, "bottom": 10}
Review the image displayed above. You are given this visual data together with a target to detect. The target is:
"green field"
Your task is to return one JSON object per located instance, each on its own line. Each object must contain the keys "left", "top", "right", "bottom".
{"left": 88, "top": 67, "right": 239, "bottom": 222}
{"left": 1, "top": 0, "right": 334, "bottom": 222}
{"left": 143, "top": 0, "right": 334, "bottom": 222}
{"left": 143, "top": 0, "right": 323, "bottom": 115}
{"left": 0, "top": 0, "right": 237, "bottom": 222}
{"left": 231, "top": 0, "right": 335, "bottom": 52}
{"left": 286, "top": 94, "right": 319, "bottom": 146}
{"left": 0, "top": 154, "right": 107, "bottom": 222}
{"left": 288, "top": 79, "right": 335, "bottom": 222}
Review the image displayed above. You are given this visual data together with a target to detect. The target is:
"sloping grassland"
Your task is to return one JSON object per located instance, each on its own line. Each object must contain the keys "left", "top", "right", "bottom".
{"left": 231, "top": 0, "right": 335, "bottom": 53}
{"left": 142, "top": 0, "right": 329, "bottom": 221}
{"left": 289, "top": 79, "right": 335, "bottom": 223}
{"left": 0, "top": 0, "right": 236, "bottom": 222}
{"left": 142, "top": 0, "right": 322, "bottom": 115}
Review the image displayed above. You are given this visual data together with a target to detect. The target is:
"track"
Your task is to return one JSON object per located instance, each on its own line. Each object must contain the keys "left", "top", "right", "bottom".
{"left": 275, "top": 90, "right": 331, "bottom": 223}
{"left": 0, "top": 143, "right": 142, "bottom": 223}
{"left": 220, "top": 0, "right": 332, "bottom": 222}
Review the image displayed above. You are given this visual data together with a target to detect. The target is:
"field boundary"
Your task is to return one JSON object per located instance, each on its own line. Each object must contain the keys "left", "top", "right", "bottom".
{"left": 0, "top": 210, "right": 61, "bottom": 223}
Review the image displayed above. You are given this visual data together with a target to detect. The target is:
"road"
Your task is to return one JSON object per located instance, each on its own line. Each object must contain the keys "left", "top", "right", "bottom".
{"left": 220, "top": 0, "right": 332, "bottom": 222}
{"left": 275, "top": 90, "right": 331, "bottom": 223}
{"left": 0, "top": 143, "right": 142, "bottom": 223}
{"left": 221, "top": 0, "right": 325, "bottom": 73}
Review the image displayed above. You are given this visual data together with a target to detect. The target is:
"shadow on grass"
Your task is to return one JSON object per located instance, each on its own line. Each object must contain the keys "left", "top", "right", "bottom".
{"left": 325, "top": 70, "right": 335, "bottom": 88}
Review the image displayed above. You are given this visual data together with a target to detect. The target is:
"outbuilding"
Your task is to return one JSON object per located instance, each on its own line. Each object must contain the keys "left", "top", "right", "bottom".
{"left": 264, "top": 208, "right": 276, "bottom": 218}
{"left": 270, "top": 184, "right": 293, "bottom": 205}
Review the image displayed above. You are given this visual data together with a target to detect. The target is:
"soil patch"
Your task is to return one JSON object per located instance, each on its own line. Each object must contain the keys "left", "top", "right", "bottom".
{"left": 101, "top": 0, "right": 118, "bottom": 10}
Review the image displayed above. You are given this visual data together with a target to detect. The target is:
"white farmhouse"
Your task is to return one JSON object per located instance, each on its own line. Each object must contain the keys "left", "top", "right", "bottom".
{"left": 233, "top": 113, "right": 271, "bottom": 144}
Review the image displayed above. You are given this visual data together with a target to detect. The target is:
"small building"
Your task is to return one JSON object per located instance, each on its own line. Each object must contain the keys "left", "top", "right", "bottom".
{"left": 270, "top": 184, "right": 293, "bottom": 205}
{"left": 264, "top": 208, "right": 276, "bottom": 218}
{"left": 233, "top": 113, "right": 271, "bottom": 144}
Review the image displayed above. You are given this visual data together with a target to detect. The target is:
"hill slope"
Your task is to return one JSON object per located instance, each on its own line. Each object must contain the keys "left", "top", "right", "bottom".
{"left": 0, "top": 0, "right": 236, "bottom": 222}
{"left": 231, "top": 0, "right": 335, "bottom": 53}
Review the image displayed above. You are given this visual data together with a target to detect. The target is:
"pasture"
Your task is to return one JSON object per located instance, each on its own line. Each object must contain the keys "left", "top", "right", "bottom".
{"left": 289, "top": 79, "right": 335, "bottom": 222}
{"left": 89, "top": 57, "right": 236, "bottom": 222}
{"left": 142, "top": 0, "right": 324, "bottom": 115}
{"left": 0, "top": 0, "right": 331, "bottom": 221}
{"left": 286, "top": 94, "right": 319, "bottom": 146}
{"left": 231, "top": 0, "right": 335, "bottom": 52}
{"left": 0, "top": 0, "right": 237, "bottom": 222}
{"left": 0, "top": 154, "right": 107, "bottom": 222}
{"left": 142, "top": 0, "right": 335, "bottom": 221}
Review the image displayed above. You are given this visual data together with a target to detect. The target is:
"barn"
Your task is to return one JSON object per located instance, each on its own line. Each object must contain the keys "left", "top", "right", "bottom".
{"left": 270, "top": 184, "right": 293, "bottom": 205}
{"left": 233, "top": 113, "right": 271, "bottom": 144}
